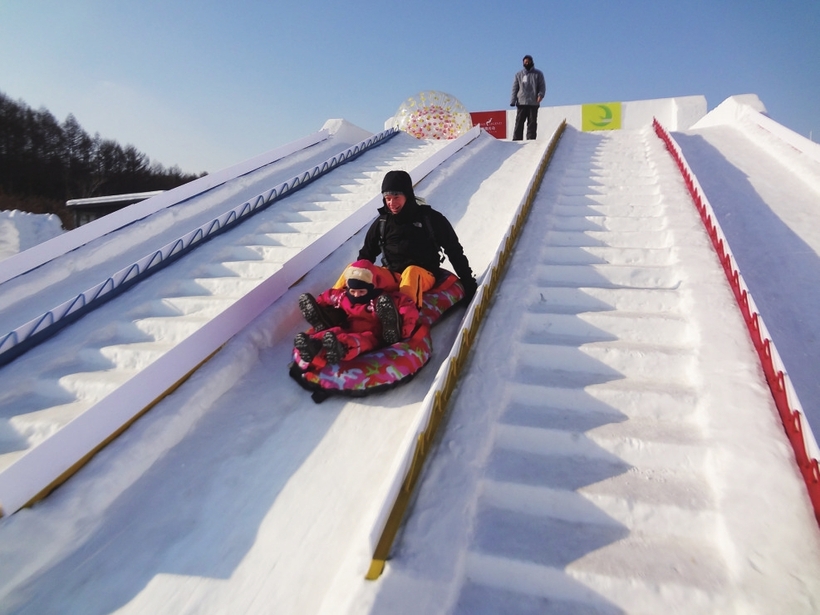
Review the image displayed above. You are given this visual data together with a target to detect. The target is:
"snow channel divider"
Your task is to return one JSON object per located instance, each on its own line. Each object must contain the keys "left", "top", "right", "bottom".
{"left": 0, "top": 126, "right": 482, "bottom": 519}
{"left": 365, "top": 121, "right": 568, "bottom": 581}
{"left": 654, "top": 118, "right": 820, "bottom": 526}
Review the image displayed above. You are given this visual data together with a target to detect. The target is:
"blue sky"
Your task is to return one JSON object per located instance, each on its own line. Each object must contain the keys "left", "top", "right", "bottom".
{"left": 1, "top": 0, "right": 817, "bottom": 174}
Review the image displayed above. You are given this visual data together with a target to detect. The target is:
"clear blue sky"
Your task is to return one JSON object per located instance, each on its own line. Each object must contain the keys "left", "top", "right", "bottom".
{"left": 1, "top": 0, "right": 817, "bottom": 174}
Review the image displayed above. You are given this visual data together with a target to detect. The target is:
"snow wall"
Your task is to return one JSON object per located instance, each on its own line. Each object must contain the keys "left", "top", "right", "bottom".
{"left": 694, "top": 94, "right": 820, "bottom": 165}
{"left": 386, "top": 94, "right": 707, "bottom": 139}
{"left": 512, "top": 94, "right": 707, "bottom": 138}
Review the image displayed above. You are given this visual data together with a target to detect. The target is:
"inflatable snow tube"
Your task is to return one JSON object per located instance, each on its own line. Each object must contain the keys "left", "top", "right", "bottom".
{"left": 289, "top": 272, "right": 465, "bottom": 402}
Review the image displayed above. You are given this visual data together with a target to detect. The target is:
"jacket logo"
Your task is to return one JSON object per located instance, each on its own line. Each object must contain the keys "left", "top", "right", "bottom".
{"left": 413, "top": 222, "right": 423, "bottom": 228}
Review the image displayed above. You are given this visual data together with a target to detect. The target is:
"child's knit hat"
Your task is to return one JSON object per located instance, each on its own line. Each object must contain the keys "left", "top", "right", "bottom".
{"left": 345, "top": 262, "right": 375, "bottom": 290}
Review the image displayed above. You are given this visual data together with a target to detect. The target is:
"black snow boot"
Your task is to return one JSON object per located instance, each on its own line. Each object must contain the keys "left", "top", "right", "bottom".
{"left": 376, "top": 294, "right": 401, "bottom": 345}
{"left": 294, "top": 332, "right": 322, "bottom": 362}
{"left": 299, "top": 293, "right": 346, "bottom": 331}
{"left": 322, "top": 331, "right": 347, "bottom": 364}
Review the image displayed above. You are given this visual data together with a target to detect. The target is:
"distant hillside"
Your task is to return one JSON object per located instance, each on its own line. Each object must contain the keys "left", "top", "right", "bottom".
{"left": 0, "top": 90, "right": 203, "bottom": 229}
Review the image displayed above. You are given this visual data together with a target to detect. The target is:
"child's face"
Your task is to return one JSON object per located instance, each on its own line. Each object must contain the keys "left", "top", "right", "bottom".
{"left": 348, "top": 287, "right": 369, "bottom": 298}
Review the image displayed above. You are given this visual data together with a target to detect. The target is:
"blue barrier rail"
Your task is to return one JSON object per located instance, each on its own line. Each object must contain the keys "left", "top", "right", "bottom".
{"left": 0, "top": 127, "right": 399, "bottom": 366}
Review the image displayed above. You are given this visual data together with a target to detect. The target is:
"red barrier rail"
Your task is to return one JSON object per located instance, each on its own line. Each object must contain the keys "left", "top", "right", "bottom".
{"left": 653, "top": 118, "right": 820, "bottom": 525}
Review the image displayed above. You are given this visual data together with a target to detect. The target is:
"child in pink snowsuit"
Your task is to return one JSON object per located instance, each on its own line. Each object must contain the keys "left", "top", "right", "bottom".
{"left": 294, "top": 260, "right": 419, "bottom": 365}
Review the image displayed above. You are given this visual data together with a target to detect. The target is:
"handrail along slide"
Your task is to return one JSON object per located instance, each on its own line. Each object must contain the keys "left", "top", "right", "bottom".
{"left": 0, "top": 128, "right": 399, "bottom": 368}
{"left": 653, "top": 118, "right": 820, "bottom": 526}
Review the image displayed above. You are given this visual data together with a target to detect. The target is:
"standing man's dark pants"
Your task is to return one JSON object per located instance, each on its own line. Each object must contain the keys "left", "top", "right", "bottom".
{"left": 513, "top": 105, "right": 539, "bottom": 140}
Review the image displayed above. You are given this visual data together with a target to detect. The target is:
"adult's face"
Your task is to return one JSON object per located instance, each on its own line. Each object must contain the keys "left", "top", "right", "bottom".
{"left": 384, "top": 193, "right": 406, "bottom": 215}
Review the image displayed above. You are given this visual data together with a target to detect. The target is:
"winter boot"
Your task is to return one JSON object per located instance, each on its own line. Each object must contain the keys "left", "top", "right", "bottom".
{"left": 299, "top": 293, "right": 330, "bottom": 331}
{"left": 376, "top": 293, "right": 401, "bottom": 345}
{"left": 322, "top": 331, "right": 347, "bottom": 364}
{"left": 299, "top": 293, "right": 347, "bottom": 331}
{"left": 294, "top": 332, "right": 322, "bottom": 362}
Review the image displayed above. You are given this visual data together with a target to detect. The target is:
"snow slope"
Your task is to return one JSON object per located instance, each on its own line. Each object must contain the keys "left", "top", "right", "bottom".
{"left": 0, "top": 129, "right": 451, "bottom": 477}
{"left": 344, "top": 126, "right": 820, "bottom": 614}
{"left": 0, "top": 128, "right": 548, "bottom": 613}
{"left": 1, "top": 106, "right": 820, "bottom": 614}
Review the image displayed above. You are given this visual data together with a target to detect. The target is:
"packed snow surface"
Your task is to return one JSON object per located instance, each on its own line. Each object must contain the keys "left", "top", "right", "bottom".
{"left": 0, "top": 111, "right": 819, "bottom": 614}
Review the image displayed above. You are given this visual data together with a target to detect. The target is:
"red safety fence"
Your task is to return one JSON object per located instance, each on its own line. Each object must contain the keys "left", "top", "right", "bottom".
{"left": 653, "top": 118, "right": 820, "bottom": 525}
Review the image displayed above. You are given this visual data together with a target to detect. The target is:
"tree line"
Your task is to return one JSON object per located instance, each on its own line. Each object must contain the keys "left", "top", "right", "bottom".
{"left": 0, "top": 90, "right": 204, "bottom": 229}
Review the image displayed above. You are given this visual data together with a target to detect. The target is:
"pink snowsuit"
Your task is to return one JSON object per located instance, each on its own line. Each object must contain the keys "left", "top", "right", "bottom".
{"left": 308, "top": 268, "right": 419, "bottom": 363}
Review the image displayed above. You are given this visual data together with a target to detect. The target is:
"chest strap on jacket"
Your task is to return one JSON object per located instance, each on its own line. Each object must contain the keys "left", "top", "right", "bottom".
{"left": 421, "top": 212, "right": 445, "bottom": 264}
{"left": 378, "top": 215, "right": 391, "bottom": 269}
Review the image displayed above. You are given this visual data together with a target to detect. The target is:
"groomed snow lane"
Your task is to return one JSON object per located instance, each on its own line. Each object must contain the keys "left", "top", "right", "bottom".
{"left": 355, "top": 127, "right": 820, "bottom": 615}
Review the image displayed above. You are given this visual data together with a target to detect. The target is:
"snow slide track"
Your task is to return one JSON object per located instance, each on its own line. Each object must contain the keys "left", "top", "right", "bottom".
{"left": 0, "top": 130, "right": 474, "bottom": 517}
{"left": 442, "top": 127, "right": 752, "bottom": 610}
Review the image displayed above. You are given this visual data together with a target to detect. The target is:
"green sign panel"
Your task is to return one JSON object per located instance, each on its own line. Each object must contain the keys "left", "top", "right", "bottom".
{"left": 582, "top": 102, "right": 622, "bottom": 131}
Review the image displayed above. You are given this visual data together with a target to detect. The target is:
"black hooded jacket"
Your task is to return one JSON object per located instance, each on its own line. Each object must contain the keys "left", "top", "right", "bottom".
{"left": 358, "top": 196, "right": 474, "bottom": 286}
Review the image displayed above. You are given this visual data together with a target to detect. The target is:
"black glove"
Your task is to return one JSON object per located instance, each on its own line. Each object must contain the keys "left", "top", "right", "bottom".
{"left": 510, "top": 102, "right": 517, "bottom": 108}
{"left": 461, "top": 276, "right": 478, "bottom": 303}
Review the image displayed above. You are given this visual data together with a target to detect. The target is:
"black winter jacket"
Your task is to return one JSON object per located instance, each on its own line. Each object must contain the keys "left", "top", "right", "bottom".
{"left": 358, "top": 198, "right": 474, "bottom": 286}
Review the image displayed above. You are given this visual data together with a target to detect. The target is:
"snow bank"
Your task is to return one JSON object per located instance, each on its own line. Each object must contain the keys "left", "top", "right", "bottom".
{"left": 694, "top": 94, "right": 820, "bottom": 163}
{"left": 0, "top": 210, "right": 64, "bottom": 263}
{"left": 322, "top": 119, "right": 374, "bottom": 144}
{"left": 517, "top": 95, "right": 707, "bottom": 137}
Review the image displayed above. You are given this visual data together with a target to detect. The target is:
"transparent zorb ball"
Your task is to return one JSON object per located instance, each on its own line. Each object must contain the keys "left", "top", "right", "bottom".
{"left": 392, "top": 91, "right": 472, "bottom": 140}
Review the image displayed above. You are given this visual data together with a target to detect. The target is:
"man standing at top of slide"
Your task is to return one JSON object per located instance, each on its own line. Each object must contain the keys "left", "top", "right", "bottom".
{"left": 510, "top": 54, "right": 546, "bottom": 140}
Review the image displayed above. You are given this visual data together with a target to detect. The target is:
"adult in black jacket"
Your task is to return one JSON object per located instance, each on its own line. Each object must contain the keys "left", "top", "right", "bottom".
{"left": 357, "top": 170, "right": 477, "bottom": 306}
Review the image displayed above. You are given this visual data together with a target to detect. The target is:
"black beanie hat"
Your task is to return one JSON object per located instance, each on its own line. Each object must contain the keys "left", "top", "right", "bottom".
{"left": 381, "top": 170, "right": 414, "bottom": 197}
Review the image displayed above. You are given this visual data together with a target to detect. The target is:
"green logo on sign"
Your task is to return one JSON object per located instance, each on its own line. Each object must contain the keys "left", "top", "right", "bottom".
{"left": 582, "top": 102, "right": 622, "bottom": 131}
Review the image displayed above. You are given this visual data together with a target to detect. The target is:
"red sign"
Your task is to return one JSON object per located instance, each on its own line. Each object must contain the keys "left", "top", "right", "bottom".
{"left": 470, "top": 111, "right": 507, "bottom": 139}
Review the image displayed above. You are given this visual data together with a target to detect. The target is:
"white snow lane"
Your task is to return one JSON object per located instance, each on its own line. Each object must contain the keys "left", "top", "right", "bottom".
{"left": 0, "top": 131, "right": 391, "bottom": 333}
{"left": 353, "top": 127, "right": 820, "bottom": 615}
